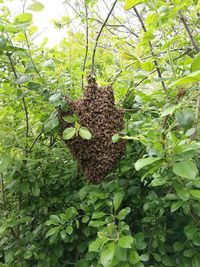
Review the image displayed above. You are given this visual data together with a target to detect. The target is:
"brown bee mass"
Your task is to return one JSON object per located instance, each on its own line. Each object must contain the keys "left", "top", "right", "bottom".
{"left": 59, "top": 74, "right": 126, "bottom": 183}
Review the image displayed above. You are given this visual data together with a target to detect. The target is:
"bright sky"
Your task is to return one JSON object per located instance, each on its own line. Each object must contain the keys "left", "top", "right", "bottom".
{"left": 6, "top": 0, "right": 68, "bottom": 46}
{"left": 5, "top": 0, "right": 127, "bottom": 47}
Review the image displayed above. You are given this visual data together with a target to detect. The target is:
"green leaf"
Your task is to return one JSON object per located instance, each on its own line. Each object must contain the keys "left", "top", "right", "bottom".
{"left": 14, "top": 75, "right": 29, "bottom": 84}
{"left": 172, "top": 160, "right": 198, "bottom": 180}
{"left": 140, "top": 254, "right": 149, "bottom": 262}
{"left": 59, "top": 230, "right": 66, "bottom": 240}
{"left": 32, "top": 185, "right": 40, "bottom": 196}
{"left": 161, "top": 104, "right": 178, "bottom": 117}
{"left": 49, "top": 93, "right": 62, "bottom": 103}
{"left": 171, "top": 201, "right": 182, "bottom": 212}
{"left": 0, "top": 36, "right": 7, "bottom": 49}
{"left": 45, "top": 117, "right": 59, "bottom": 130}
{"left": 92, "top": 212, "right": 106, "bottom": 219}
{"left": 124, "top": 0, "right": 146, "bottom": 11}
{"left": 89, "top": 221, "right": 106, "bottom": 227}
{"left": 112, "top": 133, "right": 120, "bottom": 143}
{"left": 0, "top": 154, "right": 11, "bottom": 172}
{"left": 27, "top": 0, "right": 44, "bottom": 12}
{"left": 183, "top": 249, "right": 195, "bottom": 257}
{"left": 23, "top": 251, "right": 32, "bottom": 259}
{"left": 79, "top": 127, "right": 92, "bottom": 140}
{"left": 27, "top": 82, "right": 41, "bottom": 90}
{"left": 175, "top": 110, "right": 194, "bottom": 130}
{"left": 189, "top": 190, "right": 200, "bottom": 199}
{"left": 191, "top": 53, "right": 200, "bottom": 72}
{"left": 66, "top": 225, "right": 73, "bottom": 234}
{"left": 171, "top": 70, "right": 200, "bottom": 86}
{"left": 89, "top": 238, "right": 107, "bottom": 252}
{"left": 100, "top": 242, "right": 115, "bottom": 267}
{"left": 141, "top": 61, "right": 155, "bottom": 72}
{"left": 118, "top": 236, "right": 133, "bottom": 248}
{"left": 14, "top": 13, "right": 33, "bottom": 24}
{"left": 84, "top": 0, "right": 92, "bottom": 5}
{"left": 64, "top": 207, "right": 77, "bottom": 220}
{"left": 63, "top": 114, "right": 79, "bottom": 123}
{"left": 115, "top": 246, "right": 127, "bottom": 261}
{"left": 135, "top": 157, "right": 161, "bottom": 171}
{"left": 129, "top": 250, "right": 140, "bottom": 264}
{"left": 172, "top": 180, "right": 190, "bottom": 201}
{"left": 45, "top": 226, "right": 59, "bottom": 238}
{"left": 49, "top": 215, "right": 61, "bottom": 223}
{"left": 162, "top": 255, "right": 176, "bottom": 266}
{"left": 113, "top": 192, "right": 123, "bottom": 212}
{"left": 42, "top": 59, "right": 54, "bottom": 68}
{"left": 63, "top": 127, "right": 76, "bottom": 140}
{"left": 117, "top": 207, "right": 131, "bottom": 220}
{"left": 82, "top": 215, "right": 89, "bottom": 223}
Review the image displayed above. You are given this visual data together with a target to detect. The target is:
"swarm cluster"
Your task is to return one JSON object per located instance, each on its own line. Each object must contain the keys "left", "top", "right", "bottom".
{"left": 59, "top": 75, "right": 126, "bottom": 183}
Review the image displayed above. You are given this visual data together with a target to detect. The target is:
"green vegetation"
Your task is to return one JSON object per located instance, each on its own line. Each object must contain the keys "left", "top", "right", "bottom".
{"left": 0, "top": 0, "right": 200, "bottom": 266}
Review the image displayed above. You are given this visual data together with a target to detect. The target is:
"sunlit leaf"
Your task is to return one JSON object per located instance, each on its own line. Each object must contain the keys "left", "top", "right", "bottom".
{"left": 124, "top": 0, "right": 146, "bottom": 11}
{"left": 191, "top": 53, "right": 200, "bottom": 72}
{"left": 118, "top": 236, "right": 133, "bottom": 248}
{"left": 171, "top": 70, "right": 200, "bottom": 86}
{"left": 135, "top": 157, "right": 162, "bottom": 171}
{"left": 79, "top": 127, "right": 92, "bottom": 140}
{"left": 189, "top": 190, "right": 200, "bottom": 199}
{"left": 14, "top": 75, "right": 30, "bottom": 84}
{"left": 28, "top": 0, "right": 44, "bottom": 12}
{"left": 113, "top": 192, "right": 123, "bottom": 211}
{"left": 100, "top": 242, "right": 115, "bottom": 267}
{"left": 172, "top": 160, "right": 198, "bottom": 180}
{"left": 14, "top": 13, "right": 33, "bottom": 24}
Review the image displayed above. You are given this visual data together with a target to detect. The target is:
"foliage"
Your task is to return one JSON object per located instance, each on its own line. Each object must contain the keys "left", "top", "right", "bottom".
{"left": 0, "top": 0, "right": 200, "bottom": 266}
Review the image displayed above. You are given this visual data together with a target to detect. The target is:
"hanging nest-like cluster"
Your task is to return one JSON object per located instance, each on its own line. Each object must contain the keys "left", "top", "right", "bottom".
{"left": 59, "top": 74, "right": 126, "bottom": 183}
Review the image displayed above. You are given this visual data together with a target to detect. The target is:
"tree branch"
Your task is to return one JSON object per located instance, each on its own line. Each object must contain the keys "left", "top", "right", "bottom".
{"left": 180, "top": 12, "right": 199, "bottom": 53}
{"left": 134, "top": 7, "right": 168, "bottom": 96}
{"left": 91, "top": 0, "right": 118, "bottom": 74}
{"left": 29, "top": 128, "right": 44, "bottom": 153}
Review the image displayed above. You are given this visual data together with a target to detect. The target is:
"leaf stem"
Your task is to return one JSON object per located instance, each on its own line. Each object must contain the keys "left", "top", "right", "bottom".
{"left": 180, "top": 12, "right": 199, "bottom": 53}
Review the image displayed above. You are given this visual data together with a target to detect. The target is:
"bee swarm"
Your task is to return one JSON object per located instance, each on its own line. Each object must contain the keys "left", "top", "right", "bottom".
{"left": 59, "top": 75, "right": 126, "bottom": 183}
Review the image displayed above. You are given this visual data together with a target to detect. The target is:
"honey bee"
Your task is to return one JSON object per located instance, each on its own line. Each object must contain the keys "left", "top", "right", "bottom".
{"left": 58, "top": 74, "right": 126, "bottom": 183}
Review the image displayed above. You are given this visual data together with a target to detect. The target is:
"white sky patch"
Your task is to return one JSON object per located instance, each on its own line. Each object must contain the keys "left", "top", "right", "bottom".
{"left": 6, "top": 0, "right": 69, "bottom": 46}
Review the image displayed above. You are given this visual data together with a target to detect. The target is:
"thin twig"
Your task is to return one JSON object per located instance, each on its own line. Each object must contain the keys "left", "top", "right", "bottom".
{"left": 91, "top": 0, "right": 118, "bottom": 74}
{"left": 81, "top": 4, "right": 89, "bottom": 90}
{"left": 180, "top": 12, "right": 199, "bottom": 53}
{"left": 22, "top": 97, "right": 29, "bottom": 140}
{"left": 29, "top": 128, "right": 44, "bottom": 153}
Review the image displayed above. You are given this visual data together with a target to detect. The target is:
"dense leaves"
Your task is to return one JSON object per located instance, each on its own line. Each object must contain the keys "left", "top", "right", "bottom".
{"left": 0, "top": 0, "right": 200, "bottom": 266}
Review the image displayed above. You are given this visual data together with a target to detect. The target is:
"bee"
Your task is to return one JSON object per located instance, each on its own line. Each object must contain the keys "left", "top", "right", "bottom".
{"left": 58, "top": 75, "right": 126, "bottom": 183}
